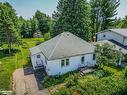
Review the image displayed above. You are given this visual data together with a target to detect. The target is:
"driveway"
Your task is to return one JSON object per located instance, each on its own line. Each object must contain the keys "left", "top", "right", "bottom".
{"left": 13, "top": 67, "right": 50, "bottom": 95}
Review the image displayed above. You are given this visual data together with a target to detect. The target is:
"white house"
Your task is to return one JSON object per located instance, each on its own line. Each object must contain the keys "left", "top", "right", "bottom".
{"left": 96, "top": 29, "right": 127, "bottom": 46}
{"left": 30, "top": 32, "right": 96, "bottom": 76}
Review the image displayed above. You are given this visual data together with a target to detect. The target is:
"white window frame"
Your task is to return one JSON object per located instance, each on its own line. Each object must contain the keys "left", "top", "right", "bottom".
{"left": 61, "top": 58, "right": 70, "bottom": 67}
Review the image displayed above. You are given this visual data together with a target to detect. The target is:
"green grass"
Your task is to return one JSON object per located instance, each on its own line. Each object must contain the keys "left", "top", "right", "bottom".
{"left": 0, "top": 38, "right": 44, "bottom": 90}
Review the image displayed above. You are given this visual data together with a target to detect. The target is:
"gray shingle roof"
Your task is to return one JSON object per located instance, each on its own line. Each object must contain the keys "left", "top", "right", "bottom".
{"left": 30, "top": 32, "right": 95, "bottom": 60}
{"left": 109, "top": 29, "right": 127, "bottom": 37}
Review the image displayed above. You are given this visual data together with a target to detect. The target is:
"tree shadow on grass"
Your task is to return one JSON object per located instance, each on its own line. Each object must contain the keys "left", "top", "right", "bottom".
{"left": 0, "top": 49, "right": 21, "bottom": 59}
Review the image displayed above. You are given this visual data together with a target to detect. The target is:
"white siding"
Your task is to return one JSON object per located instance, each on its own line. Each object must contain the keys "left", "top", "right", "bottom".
{"left": 124, "top": 38, "right": 127, "bottom": 46}
{"left": 31, "top": 53, "right": 47, "bottom": 69}
{"left": 46, "top": 54, "right": 96, "bottom": 76}
{"left": 97, "top": 31, "right": 124, "bottom": 45}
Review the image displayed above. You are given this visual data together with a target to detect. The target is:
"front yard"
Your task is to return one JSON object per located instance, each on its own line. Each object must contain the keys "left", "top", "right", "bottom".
{"left": 0, "top": 38, "right": 44, "bottom": 90}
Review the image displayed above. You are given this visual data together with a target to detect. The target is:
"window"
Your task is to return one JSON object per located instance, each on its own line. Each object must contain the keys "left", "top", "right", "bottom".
{"left": 103, "top": 35, "right": 106, "bottom": 37}
{"left": 61, "top": 59, "right": 70, "bottom": 67}
{"left": 93, "top": 54, "right": 96, "bottom": 60}
{"left": 37, "top": 55, "right": 40, "bottom": 58}
{"left": 66, "top": 59, "right": 69, "bottom": 66}
{"left": 61, "top": 60, "right": 65, "bottom": 67}
{"left": 81, "top": 56, "right": 84, "bottom": 64}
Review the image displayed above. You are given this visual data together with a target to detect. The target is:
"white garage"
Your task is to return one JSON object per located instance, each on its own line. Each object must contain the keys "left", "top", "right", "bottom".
{"left": 96, "top": 29, "right": 127, "bottom": 46}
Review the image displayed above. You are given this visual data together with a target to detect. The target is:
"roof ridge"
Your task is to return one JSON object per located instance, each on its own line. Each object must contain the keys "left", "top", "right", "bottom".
{"left": 48, "top": 34, "right": 63, "bottom": 60}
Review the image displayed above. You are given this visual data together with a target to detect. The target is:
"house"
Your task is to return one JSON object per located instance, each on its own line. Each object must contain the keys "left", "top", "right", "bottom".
{"left": 30, "top": 32, "right": 96, "bottom": 76}
{"left": 33, "top": 32, "right": 43, "bottom": 38}
{"left": 96, "top": 29, "right": 127, "bottom": 46}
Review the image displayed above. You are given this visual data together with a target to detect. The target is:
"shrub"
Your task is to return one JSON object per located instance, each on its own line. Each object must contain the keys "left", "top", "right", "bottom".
{"left": 36, "top": 41, "right": 42, "bottom": 45}
{"left": 44, "top": 32, "right": 51, "bottom": 41}
{"left": 102, "top": 66, "right": 118, "bottom": 75}
{"left": 21, "top": 42, "right": 28, "bottom": 48}
{"left": 52, "top": 88, "right": 71, "bottom": 95}
{"left": 65, "top": 75, "right": 76, "bottom": 88}
{"left": 42, "top": 76, "right": 61, "bottom": 88}
{"left": 54, "top": 77, "right": 127, "bottom": 95}
{"left": 124, "top": 67, "right": 127, "bottom": 78}
{"left": 78, "top": 75, "right": 98, "bottom": 88}
{"left": 42, "top": 70, "right": 80, "bottom": 88}
{"left": 93, "top": 70, "right": 110, "bottom": 78}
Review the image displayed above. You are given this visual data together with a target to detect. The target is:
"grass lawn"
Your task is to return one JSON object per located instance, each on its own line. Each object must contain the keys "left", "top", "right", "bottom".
{"left": 0, "top": 38, "right": 44, "bottom": 90}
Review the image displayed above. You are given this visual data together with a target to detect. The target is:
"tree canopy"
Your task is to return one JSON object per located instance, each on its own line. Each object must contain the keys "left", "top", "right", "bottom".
{"left": 90, "top": 0, "right": 120, "bottom": 40}
{"left": 95, "top": 43, "right": 124, "bottom": 67}
{"left": 52, "top": 0, "right": 92, "bottom": 41}
{"left": 0, "top": 2, "right": 21, "bottom": 53}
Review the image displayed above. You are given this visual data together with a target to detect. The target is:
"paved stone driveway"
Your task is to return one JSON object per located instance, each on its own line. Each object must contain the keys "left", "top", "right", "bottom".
{"left": 13, "top": 68, "right": 50, "bottom": 95}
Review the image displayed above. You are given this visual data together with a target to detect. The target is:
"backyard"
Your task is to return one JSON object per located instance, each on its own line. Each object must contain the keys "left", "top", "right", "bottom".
{"left": 0, "top": 38, "right": 44, "bottom": 90}
{"left": 43, "top": 65, "right": 127, "bottom": 95}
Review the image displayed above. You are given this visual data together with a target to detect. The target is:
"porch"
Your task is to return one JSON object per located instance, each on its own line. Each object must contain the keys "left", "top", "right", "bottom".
{"left": 80, "top": 66, "right": 95, "bottom": 76}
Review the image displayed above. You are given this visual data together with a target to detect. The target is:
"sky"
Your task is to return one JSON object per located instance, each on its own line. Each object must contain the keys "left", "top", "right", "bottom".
{"left": 0, "top": 0, "right": 127, "bottom": 19}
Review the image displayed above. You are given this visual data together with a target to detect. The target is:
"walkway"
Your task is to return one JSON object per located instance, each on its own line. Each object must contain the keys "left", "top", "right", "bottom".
{"left": 13, "top": 68, "right": 50, "bottom": 95}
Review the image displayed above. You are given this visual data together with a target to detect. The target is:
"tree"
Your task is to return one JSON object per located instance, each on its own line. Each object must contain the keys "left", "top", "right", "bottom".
{"left": 35, "top": 10, "right": 51, "bottom": 34}
{"left": 0, "top": 2, "right": 20, "bottom": 54}
{"left": 30, "top": 17, "right": 39, "bottom": 37}
{"left": 122, "top": 16, "right": 127, "bottom": 28}
{"left": 19, "top": 11, "right": 52, "bottom": 38}
{"left": 20, "top": 20, "right": 32, "bottom": 38}
{"left": 90, "top": 0, "right": 102, "bottom": 40}
{"left": 18, "top": 16, "right": 26, "bottom": 37}
{"left": 113, "top": 17, "right": 123, "bottom": 28}
{"left": 52, "top": 0, "right": 65, "bottom": 21}
{"left": 52, "top": 0, "right": 92, "bottom": 41}
{"left": 113, "top": 16, "right": 127, "bottom": 28}
{"left": 101, "top": 0, "right": 120, "bottom": 30}
{"left": 95, "top": 43, "right": 124, "bottom": 67}
{"left": 90, "top": 0, "right": 120, "bottom": 39}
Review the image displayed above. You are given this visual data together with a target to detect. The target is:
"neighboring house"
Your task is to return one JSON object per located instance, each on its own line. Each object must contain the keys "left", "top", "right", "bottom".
{"left": 33, "top": 32, "right": 43, "bottom": 38}
{"left": 96, "top": 29, "right": 127, "bottom": 46}
{"left": 96, "top": 29, "right": 127, "bottom": 66}
{"left": 30, "top": 32, "right": 96, "bottom": 76}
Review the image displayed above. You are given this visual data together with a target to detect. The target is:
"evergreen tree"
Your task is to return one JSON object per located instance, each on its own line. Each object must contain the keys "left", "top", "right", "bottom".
{"left": 101, "top": 0, "right": 120, "bottom": 30}
{"left": 52, "top": 0, "right": 65, "bottom": 21}
{"left": 0, "top": 2, "right": 20, "bottom": 53}
{"left": 90, "top": 0, "right": 102, "bottom": 40}
{"left": 90, "top": 0, "right": 120, "bottom": 38}
{"left": 52, "top": 0, "right": 92, "bottom": 41}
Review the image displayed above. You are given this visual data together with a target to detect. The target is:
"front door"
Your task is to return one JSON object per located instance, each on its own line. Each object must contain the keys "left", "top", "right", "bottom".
{"left": 35, "top": 55, "right": 44, "bottom": 69}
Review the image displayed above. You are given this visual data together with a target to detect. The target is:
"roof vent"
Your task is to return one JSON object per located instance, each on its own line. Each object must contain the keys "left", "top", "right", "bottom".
{"left": 67, "top": 33, "right": 69, "bottom": 36}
